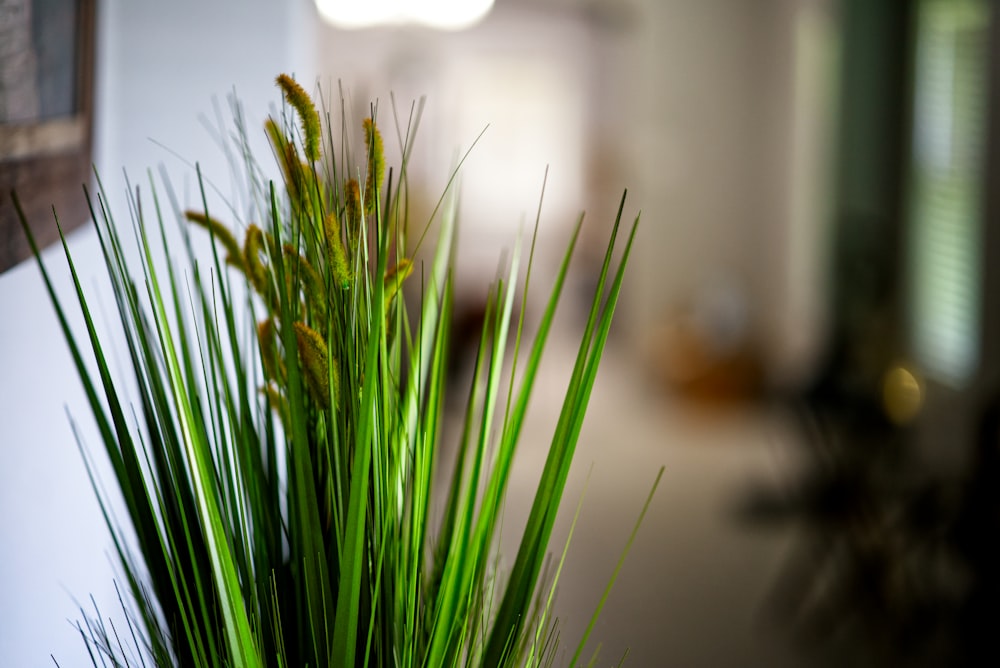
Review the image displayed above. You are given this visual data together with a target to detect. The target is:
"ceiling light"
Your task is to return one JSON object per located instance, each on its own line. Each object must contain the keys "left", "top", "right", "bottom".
{"left": 315, "top": 0, "right": 495, "bottom": 31}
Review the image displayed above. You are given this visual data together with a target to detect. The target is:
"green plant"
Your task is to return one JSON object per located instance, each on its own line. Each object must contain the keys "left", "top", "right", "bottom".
{"left": 17, "top": 74, "right": 660, "bottom": 667}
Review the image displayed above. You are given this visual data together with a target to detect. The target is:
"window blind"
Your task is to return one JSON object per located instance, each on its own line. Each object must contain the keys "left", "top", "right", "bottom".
{"left": 909, "top": 0, "right": 989, "bottom": 387}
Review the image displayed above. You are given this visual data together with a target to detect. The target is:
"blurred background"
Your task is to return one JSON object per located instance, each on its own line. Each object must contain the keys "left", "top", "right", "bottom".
{"left": 2, "top": 0, "right": 999, "bottom": 665}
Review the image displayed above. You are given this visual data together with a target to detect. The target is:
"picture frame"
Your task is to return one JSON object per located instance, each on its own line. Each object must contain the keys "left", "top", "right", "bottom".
{"left": 0, "top": 0, "right": 96, "bottom": 273}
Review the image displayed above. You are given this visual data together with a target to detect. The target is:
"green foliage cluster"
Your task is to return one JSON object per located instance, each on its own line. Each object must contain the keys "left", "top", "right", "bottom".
{"left": 17, "top": 74, "right": 659, "bottom": 667}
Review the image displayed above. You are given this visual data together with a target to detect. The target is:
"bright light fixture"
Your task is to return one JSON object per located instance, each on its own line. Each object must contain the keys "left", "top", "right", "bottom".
{"left": 315, "top": 0, "right": 495, "bottom": 31}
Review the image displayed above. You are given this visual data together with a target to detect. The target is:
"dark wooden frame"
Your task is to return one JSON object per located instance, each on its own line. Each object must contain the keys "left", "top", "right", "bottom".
{"left": 0, "top": 0, "right": 96, "bottom": 272}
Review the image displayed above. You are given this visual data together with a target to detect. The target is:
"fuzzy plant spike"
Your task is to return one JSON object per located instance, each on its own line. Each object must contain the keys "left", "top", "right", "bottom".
{"left": 384, "top": 258, "right": 413, "bottom": 316}
{"left": 242, "top": 223, "right": 273, "bottom": 304}
{"left": 363, "top": 117, "right": 385, "bottom": 215}
{"left": 344, "top": 177, "right": 362, "bottom": 251}
{"left": 294, "top": 320, "right": 335, "bottom": 406}
{"left": 256, "top": 317, "right": 283, "bottom": 384}
{"left": 265, "top": 116, "right": 302, "bottom": 205}
{"left": 276, "top": 73, "right": 322, "bottom": 162}
{"left": 323, "top": 211, "right": 352, "bottom": 290}
{"left": 282, "top": 244, "right": 328, "bottom": 325}
{"left": 184, "top": 210, "right": 246, "bottom": 272}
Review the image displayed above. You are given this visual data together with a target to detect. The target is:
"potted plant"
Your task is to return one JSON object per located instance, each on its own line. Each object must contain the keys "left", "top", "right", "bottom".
{"left": 17, "top": 74, "right": 660, "bottom": 667}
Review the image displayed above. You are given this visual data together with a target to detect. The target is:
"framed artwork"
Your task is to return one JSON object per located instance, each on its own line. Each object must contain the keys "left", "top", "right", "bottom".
{"left": 0, "top": 0, "right": 95, "bottom": 272}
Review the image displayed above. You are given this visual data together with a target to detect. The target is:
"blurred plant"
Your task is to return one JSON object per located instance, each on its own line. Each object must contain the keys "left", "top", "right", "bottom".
{"left": 16, "top": 74, "right": 661, "bottom": 667}
{"left": 738, "top": 364, "right": 1000, "bottom": 668}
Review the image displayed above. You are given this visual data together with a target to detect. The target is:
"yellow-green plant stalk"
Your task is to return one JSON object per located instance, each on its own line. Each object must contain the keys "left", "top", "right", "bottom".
{"left": 243, "top": 223, "right": 274, "bottom": 306}
{"left": 323, "top": 211, "right": 352, "bottom": 289}
{"left": 293, "top": 320, "right": 335, "bottom": 406}
{"left": 256, "top": 317, "right": 283, "bottom": 384}
{"left": 261, "top": 381, "right": 287, "bottom": 425}
{"left": 276, "top": 73, "right": 321, "bottom": 162}
{"left": 384, "top": 258, "right": 413, "bottom": 315}
{"left": 283, "top": 244, "right": 327, "bottom": 326}
{"left": 344, "top": 177, "right": 362, "bottom": 251}
{"left": 185, "top": 210, "right": 246, "bottom": 272}
{"left": 363, "top": 117, "right": 384, "bottom": 215}
{"left": 265, "top": 115, "right": 323, "bottom": 217}
{"left": 264, "top": 116, "right": 288, "bottom": 158}
{"left": 265, "top": 117, "right": 298, "bottom": 198}
{"left": 282, "top": 142, "right": 306, "bottom": 206}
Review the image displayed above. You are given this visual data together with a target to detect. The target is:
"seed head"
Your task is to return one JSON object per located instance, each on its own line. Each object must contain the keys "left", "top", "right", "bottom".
{"left": 276, "top": 74, "right": 321, "bottom": 162}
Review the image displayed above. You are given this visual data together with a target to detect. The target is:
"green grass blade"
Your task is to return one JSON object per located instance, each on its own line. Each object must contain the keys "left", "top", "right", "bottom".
{"left": 568, "top": 466, "right": 663, "bottom": 667}
{"left": 484, "top": 195, "right": 638, "bottom": 665}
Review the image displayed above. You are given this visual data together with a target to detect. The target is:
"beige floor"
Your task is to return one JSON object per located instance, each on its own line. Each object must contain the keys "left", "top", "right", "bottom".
{"left": 443, "top": 309, "right": 806, "bottom": 667}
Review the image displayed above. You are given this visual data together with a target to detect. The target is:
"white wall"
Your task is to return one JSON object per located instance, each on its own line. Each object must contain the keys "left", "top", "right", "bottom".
{"left": 756, "top": 0, "right": 838, "bottom": 387}
{"left": 0, "top": 1, "right": 304, "bottom": 664}
{"left": 624, "top": 0, "right": 835, "bottom": 387}
{"left": 624, "top": 0, "right": 761, "bottom": 335}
